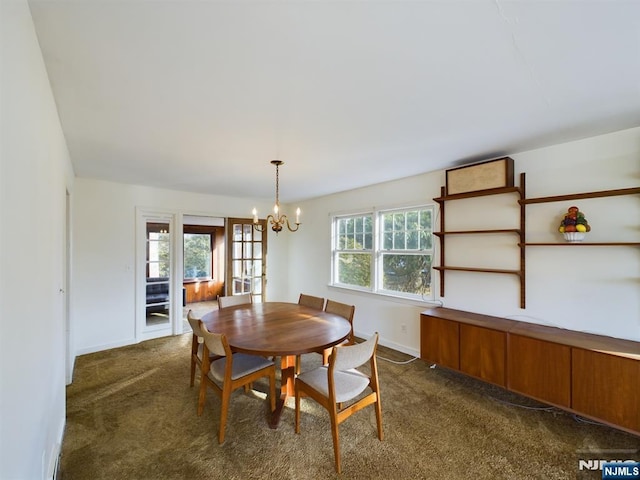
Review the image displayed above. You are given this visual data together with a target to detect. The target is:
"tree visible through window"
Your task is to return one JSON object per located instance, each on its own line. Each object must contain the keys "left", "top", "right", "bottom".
{"left": 334, "top": 215, "right": 373, "bottom": 288}
{"left": 147, "top": 229, "right": 170, "bottom": 278}
{"left": 331, "top": 206, "right": 434, "bottom": 300}
{"left": 380, "top": 208, "right": 432, "bottom": 296}
{"left": 184, "top": 233, "right": 212, "bottom": 279}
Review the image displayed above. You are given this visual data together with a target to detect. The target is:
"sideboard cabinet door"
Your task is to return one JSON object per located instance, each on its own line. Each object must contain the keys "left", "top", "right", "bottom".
{"left": 459, "top": 324, "right": 507, "bottom": 387}
{"left": 507, "top": 334, "right": 571, "bottom": 408}
{"left": 420, "top": 314, "right": 459, "bottom": 370}
{"left": 572, "top": 348, "right": 640, "bottom": 433}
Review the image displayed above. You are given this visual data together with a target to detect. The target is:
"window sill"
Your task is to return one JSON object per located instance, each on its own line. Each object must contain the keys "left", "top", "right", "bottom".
{"left": 183, "top": 278, "right": 214, "bottom": 284}
{"left": 328, "top": 283, "right": 441, "bottom": 308}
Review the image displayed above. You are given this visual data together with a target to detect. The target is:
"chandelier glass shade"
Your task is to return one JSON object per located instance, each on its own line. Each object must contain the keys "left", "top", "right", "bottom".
{"left": 252, "top": 160, "right": 301, "bottom": 233}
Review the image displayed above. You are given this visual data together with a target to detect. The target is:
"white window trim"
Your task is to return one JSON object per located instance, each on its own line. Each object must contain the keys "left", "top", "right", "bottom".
{"left": 330, "top": 203, "right": 435, "bottom": 303}
{"left": 330, "top": 211, "right": 374, "bottom": 292}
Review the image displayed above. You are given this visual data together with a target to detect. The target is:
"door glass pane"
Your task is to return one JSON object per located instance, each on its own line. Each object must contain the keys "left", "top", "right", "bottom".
{"left": 232, "top": 260, "right": 242, "bottom": 277}
{"left": 146, "top": 222, "right": 171, "bottom": 328}
{"left": 233, "top": 241, "right": 242, "bottom": 258}
{"left": 243, "top": 224, "right": 252, "bottom": 241}
{"left": 233, "top": 224, "right": 243, "bottom": 241}
{"left": 252, "top": 260, "right": 262, "bottom": 276}
{"left": 243, "top": 260, "right": 254, "bottom": 280}
{"left": 232, "top": 259, "right": 251, "bottom": 295}
{"left": 252, "top": 278, "right": 262, "bottom": 297}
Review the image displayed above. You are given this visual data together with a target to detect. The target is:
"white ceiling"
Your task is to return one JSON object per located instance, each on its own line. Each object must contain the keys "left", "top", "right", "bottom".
{"left": 28, "top": 0, "right": 640, "bottom": 203}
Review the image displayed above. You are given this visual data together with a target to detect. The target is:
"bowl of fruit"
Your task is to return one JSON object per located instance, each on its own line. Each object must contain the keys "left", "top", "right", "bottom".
{"left": 558, "top": 206, "right": 590, "bottom": 242}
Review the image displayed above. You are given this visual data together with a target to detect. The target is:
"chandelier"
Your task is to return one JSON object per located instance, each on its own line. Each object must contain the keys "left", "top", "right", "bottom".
{"left": 252, "top": 160, "right": 301, "bottom": 233}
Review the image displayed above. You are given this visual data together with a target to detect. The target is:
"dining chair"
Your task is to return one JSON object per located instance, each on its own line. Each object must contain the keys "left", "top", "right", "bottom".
{"left": 198, "top": 320, "right": 276, "bottom": 444}
{"left": 298, "top": 293, "right": 325, "bottom": 310}
{"left": 320, "top": 299, "right": 356, "bottom": 364}
{"left": 217, "top": 293, "right": 252, "bottom": 309}
{"left": 296, "top": 293, "right": 326, "bottom": 372}
{"left": 186, "top": 310, "right": 220, "bottom": 387}
{"left": 295, "top": 333, "right": 383, "bottom": 474}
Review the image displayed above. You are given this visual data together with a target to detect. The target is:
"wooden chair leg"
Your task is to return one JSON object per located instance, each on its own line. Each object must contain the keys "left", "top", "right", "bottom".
{"left": 294, "top": 386, "right": 301, "bottom": 433}
{"left": 197, "top": 375, "right": 207, "bottom": 416}
{"left": 375, "top": 396, "right": 384, "bottom": 440}
{"left": 329, "top": 408, "right": 341, "bottom": 474}
{"left": 218, "top": 388, "right": 232, "bottom": 444}
{"left": 190, "top": 359, "right": 196, "bottom": 387}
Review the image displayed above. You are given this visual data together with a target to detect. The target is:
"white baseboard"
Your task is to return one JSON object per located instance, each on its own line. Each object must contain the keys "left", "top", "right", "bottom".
{"left": 46, "top": 418, "right": 65, "bottom": 480}
{"left": 354, "top": 329, "right": 420, "bottom": 358}
{"left": 75, "top": 337, "right": 136, "bottom": 356}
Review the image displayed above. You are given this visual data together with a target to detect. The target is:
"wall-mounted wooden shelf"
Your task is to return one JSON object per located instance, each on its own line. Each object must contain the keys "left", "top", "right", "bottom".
{"left": 520, "top": 187, "right": 640, "bottom": 204}
{"left": 435, "top": 229, "right": 521, "bottom": 236}
{"left": 522, "top": 242, "right": 640, "bottom": 247}
{"left": 434, "top": 186, "right": 521, "bottom": 202}
{"left": 521, "top": 185, "right": 639, "bottom": 248}
{"left": 433, "top": 174, "right": 526, "bottom": 308}
{"left": 434, "top": 266, "right": 522, "bottom": 275}
{"left": 434, "top": 171, "right": 639, "bottom": 308}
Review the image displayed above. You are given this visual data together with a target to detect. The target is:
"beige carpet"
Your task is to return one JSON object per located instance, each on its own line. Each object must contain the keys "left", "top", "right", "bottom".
{"left": 61, "top": 334, "right": 639, "bottom": 479}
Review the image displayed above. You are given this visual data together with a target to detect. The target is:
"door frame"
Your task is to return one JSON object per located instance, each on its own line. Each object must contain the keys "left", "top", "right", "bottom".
{"left": 64, "top": 189, "right": 74, "bottom": 384}
{"left": 135, "top": 208, "right": 179, "bottom": 342}
{"left": 225, "top": 217, "right": 267, "bottom": 303}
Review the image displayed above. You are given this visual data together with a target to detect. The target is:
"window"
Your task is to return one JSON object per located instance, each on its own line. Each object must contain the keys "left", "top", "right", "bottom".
{"left": 334, "top": 214, "right": 373, "bottom": 288}
{"left": 379, "top": 208, "right": 433, "bottom": 297}
{"left": 183, "top": 233, "right": 212, "bottom": 279}
{"left": 147, "top": 224, "right": 170, "bottom": 278}
{"left": 331, "top": 205, "right": 434, "bottom": 300}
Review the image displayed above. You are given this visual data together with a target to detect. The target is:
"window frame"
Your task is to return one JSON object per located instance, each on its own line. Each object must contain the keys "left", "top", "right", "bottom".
{"left": 182, "top": 224, "right": 215, "bottom": 282}
{"left": 331, "top": 212, "right": 375, "bottom": 291}
{"left": 330, "top": 204, "right": 435, "bottom": 302}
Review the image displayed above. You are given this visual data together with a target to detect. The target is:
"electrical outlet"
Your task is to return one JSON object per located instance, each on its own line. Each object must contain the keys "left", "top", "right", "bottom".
{"left": 401, "top": 324, "right": 407, "bottom": 333}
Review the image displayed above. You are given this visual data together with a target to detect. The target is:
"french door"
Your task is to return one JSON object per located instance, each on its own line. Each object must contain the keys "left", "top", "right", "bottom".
{"left": 226, "top": 218, "right": 267, "bottom": 303}
{"left": 136, "top": 210, "right": 176, "bottom": 341}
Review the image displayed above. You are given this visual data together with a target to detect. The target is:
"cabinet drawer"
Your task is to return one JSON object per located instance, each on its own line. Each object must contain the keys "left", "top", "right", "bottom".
{"left": 507, "top": 334, "right": 571, "bottom": 407}
{"left": 460, "top": 324, "right": 506, "bottom": 386}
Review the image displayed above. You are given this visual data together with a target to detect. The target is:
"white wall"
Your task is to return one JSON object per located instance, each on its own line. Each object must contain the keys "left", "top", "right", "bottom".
{"left": 3, "top": 3, "right": 635, "bottom": 477}
{"left": 288, "top": 127, "right": 640, "bottom": 355}
{"left": 0, "top": 1, "right": 75, "bottom": 478}
{"left": 73, "top": 128, "right": 639, "bottom": 359}
{"left": 287, "top": 169, "right": 445, "bottom": 356}
{"left": 72, "top": 179, "right": 289, "bottom": 353}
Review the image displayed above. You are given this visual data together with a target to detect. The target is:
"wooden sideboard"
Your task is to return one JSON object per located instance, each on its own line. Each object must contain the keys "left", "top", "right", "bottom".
{"left": 420, "top": 307, "right": 640, "bottom": 436}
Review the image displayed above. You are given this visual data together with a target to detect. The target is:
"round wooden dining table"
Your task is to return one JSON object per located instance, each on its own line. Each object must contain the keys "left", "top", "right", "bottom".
{"left": 201, "top": 301, "right": 351, "bottom": 428}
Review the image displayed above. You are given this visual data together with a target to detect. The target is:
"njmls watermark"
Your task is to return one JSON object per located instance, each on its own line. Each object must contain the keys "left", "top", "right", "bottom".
{"left": 601, "top": 462, "right": 640, "bottom": 479}
{"left": 577, "top": 449, "right": 640, "bottom": 479}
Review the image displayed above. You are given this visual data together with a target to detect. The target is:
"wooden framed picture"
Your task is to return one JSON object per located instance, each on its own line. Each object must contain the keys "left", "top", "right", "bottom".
{"left": 446, "top": 157, "right": 514, "bottom": 195}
